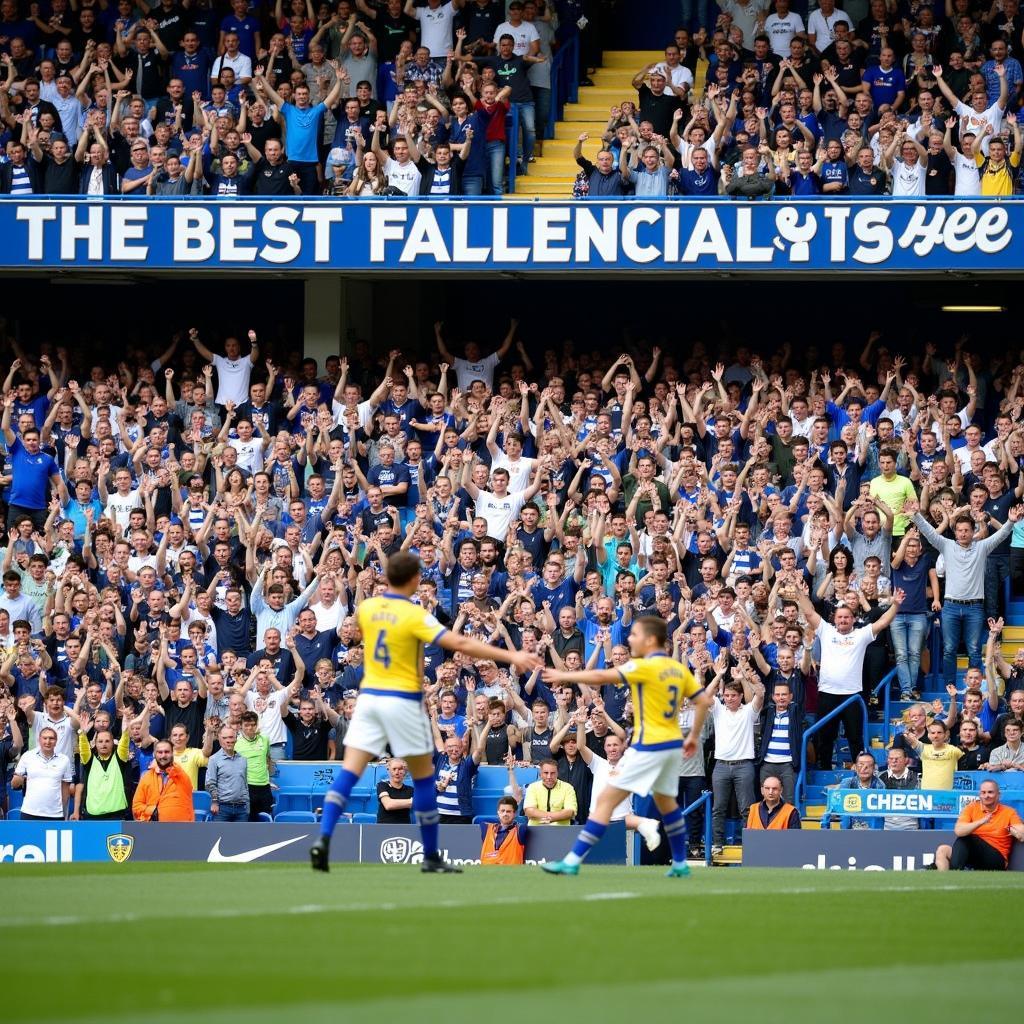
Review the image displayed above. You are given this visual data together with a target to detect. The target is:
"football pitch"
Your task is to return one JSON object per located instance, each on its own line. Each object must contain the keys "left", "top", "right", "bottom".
{"left": 6, "top": 864, "right": 1023, "bottom": 1022}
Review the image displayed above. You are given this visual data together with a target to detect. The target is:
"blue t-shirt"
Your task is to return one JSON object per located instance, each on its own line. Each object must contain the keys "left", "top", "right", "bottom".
{"left": 821, "top": 159, "right": 848, "bottom": 192}
{"left": 862, "top": 65, "right": 906, "bottom": 106}
{"left": 8, "top": 436, "right": 58, "bottom": 509}
{"left": 279, "top": 102, "right": 327, "bottom": 163}
{"left": 219, "top": 14, "right": 260, "bottom": 57}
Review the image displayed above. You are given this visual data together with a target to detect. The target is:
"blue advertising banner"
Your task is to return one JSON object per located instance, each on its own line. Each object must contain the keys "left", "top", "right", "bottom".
{"left": 0, "top": 198, "right": 1021, "bottom": 273}
{"left": 744, "top": 829, "right": 1024, "bottom": 871}
{"left": 824, "top": 789, "right": 975, "bottom": 820}
{"left": 0, "top": 820, "right": 625, "bottom": 865}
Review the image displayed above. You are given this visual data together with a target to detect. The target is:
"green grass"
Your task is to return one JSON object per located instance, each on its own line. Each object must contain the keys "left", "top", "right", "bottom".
{"left": 6, "top": 864, "right": 1024, "bottom": 1022}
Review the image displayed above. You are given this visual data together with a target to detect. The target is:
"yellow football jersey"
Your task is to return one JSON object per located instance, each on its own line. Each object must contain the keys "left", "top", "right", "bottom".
{"left": 357, "top": 594, "right": 447, "bottom": 697}
{"left": 618, "top": 654, "right": 702, "bottom": 750}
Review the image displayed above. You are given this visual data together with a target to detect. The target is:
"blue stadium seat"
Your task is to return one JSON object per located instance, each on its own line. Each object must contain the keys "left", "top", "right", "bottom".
{"left": 275, "top": 810, "right": 318, "bottom": 823}
{"left": 193, "top": 791, "right": 211, "bottom": 814}
{"left": 5, "top": 808, "right": 20, "bottom": 820}
{"left": 255, "top": 812, "right": 274, "bottom": 823}
{"left": 348, "top": 812, "right": 378, "bottom": 824}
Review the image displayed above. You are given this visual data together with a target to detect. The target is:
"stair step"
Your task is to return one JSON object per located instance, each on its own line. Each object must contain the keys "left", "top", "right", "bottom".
{"left": 514, "top": 182, "right": 573, "bottom": 194}
{"left": 712, "top": 844, "right": 743, "bottom": 865}
{"left": 600, "top": 51, "right": 665, "bottom": 68}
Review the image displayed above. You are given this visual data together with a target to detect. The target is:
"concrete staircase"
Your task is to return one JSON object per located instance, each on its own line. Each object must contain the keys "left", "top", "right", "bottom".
{"left": 515, "top": 50, "right": 665, "bottom": 198}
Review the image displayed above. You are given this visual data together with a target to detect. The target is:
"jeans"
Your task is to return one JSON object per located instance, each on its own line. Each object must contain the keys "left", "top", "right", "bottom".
{"left": 941, "top": 600, "right": 984, "bottom": 687}
{"left": 815, "top": 692, "right": 865, "bottom": 770}
{"left": 760, "top": 761, "right": 796, "bottom": 807}
{"left": 680, "top": 0, "right": 712, "bottom": 32}
{"left": 291, "top": 160, "right": 321, "bottom": 196}
{"left": 532, "top": 86, "right": 551, "bottom": 143}
{"left": 462, "top": 174, "right": 485, "bottom": 195}
{"left": 485, "top": 139, "right": 506, "bottom": 195}
{"left": 1012, "top": 547, "right": 1024, "bottom": 596}
{"left": 269, "top": 742, "right": 287, "bottom": 762}
{"left": 984, "top": 552, "right": 1010, "bottom": 621}
{"left": 513, "top": 101, "right": 536, "bottom": 170}
{"left": 711, "top": 759, "right": 755, "bottom": 845}
{"left": 6, "top": 504, "right": 47, "bottom": 531}
{"left": 214, "top": 802, "right": 249, "bottom": 822}
{"left": 891, "top": 612, "right": 929, "bottom": 695}
{"left": 677, "top": 775, "right": 706, "bottom": 848}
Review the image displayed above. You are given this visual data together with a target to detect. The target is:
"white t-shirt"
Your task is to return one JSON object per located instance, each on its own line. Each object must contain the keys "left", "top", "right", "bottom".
{"left": 955, "top": 100, "right": 1004, "bottom": 156}
{"left": 332, "top": 398, "right": 377, "bottom": 430}
{"left": 807, "top": 8, "right": 852, "bottom": 46}
{"left": 890, "top": 159, "right": 927, "bottom": 196}
{"left": 244, "top": 689, "right": 289, "bottom": 745}
{"left": 588, "top": 753, "right": 633, "bottom": 820}
{"left": 412, "top": 0, "right": 456, "bottom": 56}
{"left": 32, "top": 710, "right": 78, "bottom": 761}
{"left": 105, "top": 490, "right": 143, "bottom": 534}
{"left": 474, "top": 488, "right": 527, "bottom": 538}
{"left": 453, "top": 352, "right": 500, "bottom": 391}
{"left": 383, "top": 156, "right": 422, "bottom": 196}
{"left": 14, "top": 748, "right": 73, "bottom": 818}
{"left": 816, "top": 621, "right": 874, "bottom": 695}
{"left": 211, "top": 51, "right": 253, "bottom": 81}
{"left": 212, "top": 353, "right": 254, "bottom": 406}
{"left": 764, "top": 11, "right": 805, "bottom": 56}
{"left": 229, "top": 436, "right": 265, "bottom": 474}
{"left": 654, "top": 62, "right": 694, "bottom": 91}
{"left": 493, "top": 19, "right": 539, "bottom": 55}
{"left": 489, "top": 452, "right": 535, "bottom": 492}
{"left": 310, "top": 598, "right": 346, "bottom": 633}
{"left": 710, "top": 699, "right": 757, "bottom": 760}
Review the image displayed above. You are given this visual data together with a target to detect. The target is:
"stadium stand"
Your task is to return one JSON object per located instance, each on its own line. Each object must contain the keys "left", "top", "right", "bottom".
{"left": 1, "top": 0, "right": 1024, "bottom": 870}
{"left": 2, "top": 0, "right": 1021, "bottom": 198}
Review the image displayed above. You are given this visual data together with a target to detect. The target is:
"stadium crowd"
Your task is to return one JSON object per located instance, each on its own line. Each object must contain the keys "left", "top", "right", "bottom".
{"left": 0, "top": 318, "right": 1023, "bottom": 866}
{"left": 0, "top": 0, "right": 580, "bottom": 197}
{"left": 576, "top": 2, "right": 1024, "bottom": 197}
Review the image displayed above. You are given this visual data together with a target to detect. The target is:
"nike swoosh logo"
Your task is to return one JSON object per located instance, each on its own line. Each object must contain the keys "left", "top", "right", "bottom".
{"left": 207, "top": 835, "right": 309, "bottom": 863}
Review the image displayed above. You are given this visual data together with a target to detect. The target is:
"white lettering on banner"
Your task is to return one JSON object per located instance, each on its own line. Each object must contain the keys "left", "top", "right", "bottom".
{"left": 400, "top": 208, "right": 450, "bottom": 262}
{"left": 823, "top": 205, "right": 851, "bottom": 262}
{"left": 492, "top": 207, "right": 529, "bottom": 262}
{"left": 575, "top": 206, "right": 618, "bottom": 263}
{"left": 60, "top": 204, "right": 103, "bottom": 261}
{"left": 16, "top": 204, "right": 57, "bottom": 260}
{"left": 302, "top": 207, "right": 343, "bottom": 263}
{"left": 681, "top": 207, "right": 732, "bottom": 262}
{"left": 370, "top": 207, "right": 408, "bottom": 261}
{"left": 622, "top": 207, "right": 661, "bottom": 263}
{"left": 533, "top": 208, "right": 572, "bottom": 262}
{"left": 802, "top": 853, "right": 935, "bottom": 871}
{"left": 0, "top": 829, "right": 73, "bottom": 862}
{"left": 851, "top": 207, "right": 893, "bottom": 264}
{"left": 261, "top": 206, "right": 302, "bottom": 264}
{"left": 6, "top": 200, "right": 1020, "bottom": 267}
{"left": 174, "top": 206, "right": 216, "bottom": 260}
{"left": 452, "top": 207, "right": 490, "bottom": 262}
{"left": 109, "top": 206, "right": 148, "bottom": 260}
{"left": 772, "top": 207, "right": 816, "bottom": 262}
{"left": 736, "top": 206, "right": 775, "bottom": 262}
{"left": 221, "top": 206, "right": 258, "bottom": 261}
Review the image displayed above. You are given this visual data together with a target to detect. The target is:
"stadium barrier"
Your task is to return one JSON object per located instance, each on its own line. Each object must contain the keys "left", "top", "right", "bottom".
{"left": 0, "top": 820, "right": 626, "bottom": 865}
{"left": 1, "top": 198, "right": 1021, "bottom": 273}
{"left": 743, "top": 829, "right": 1024, "bottom": 871}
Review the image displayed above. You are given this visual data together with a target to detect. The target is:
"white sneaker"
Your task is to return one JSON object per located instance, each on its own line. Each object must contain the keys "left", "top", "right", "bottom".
{"left": 637, "top": 818, "right": 662, "bottom": 852}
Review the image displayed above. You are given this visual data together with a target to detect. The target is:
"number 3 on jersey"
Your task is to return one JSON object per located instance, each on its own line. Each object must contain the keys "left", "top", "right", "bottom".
{"left": 664, "top": 685, "right": 680, "bottom": 719}
{"left": 374, "top": 630, "right": 391, "bottom": 669}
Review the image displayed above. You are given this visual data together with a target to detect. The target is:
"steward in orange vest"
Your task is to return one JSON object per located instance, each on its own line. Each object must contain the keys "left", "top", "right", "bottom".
{"left": 746, "top": 775, "right": 801, "bottom": 830}
{"left": 480, "top": 798, "right": 527, "bottom": 865}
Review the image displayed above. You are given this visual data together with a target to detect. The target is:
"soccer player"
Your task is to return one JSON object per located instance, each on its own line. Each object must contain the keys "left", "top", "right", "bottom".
{"left": 309, "top": 551, "right": 543, "bottom": 874}
{"left": 539, "top": 616, "right": 711, "bottom": 877}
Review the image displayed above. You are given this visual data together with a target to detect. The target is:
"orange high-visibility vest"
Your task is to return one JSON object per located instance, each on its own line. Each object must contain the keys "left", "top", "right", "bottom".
{"left": 480, "top": 823, "right": 526, "bottom": 865}
{"left": 746, "top": 801, "right": 797, "bottom": 830}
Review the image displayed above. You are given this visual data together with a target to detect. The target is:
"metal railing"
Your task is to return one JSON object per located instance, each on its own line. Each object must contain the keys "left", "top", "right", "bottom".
{"left": 794, "top": 692, "right": 869, "bottom": 813}
{"left": 547, "top": 32, "right": 580, "bottom": 139}
{"left": 795, "top": 667, "right": 899, "bottom": 814}
{"left": 679, "top": 790, "right": 714, "bottom": 868}
{"left": 505, "top": 104, "right": 521, "bottom": 195}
